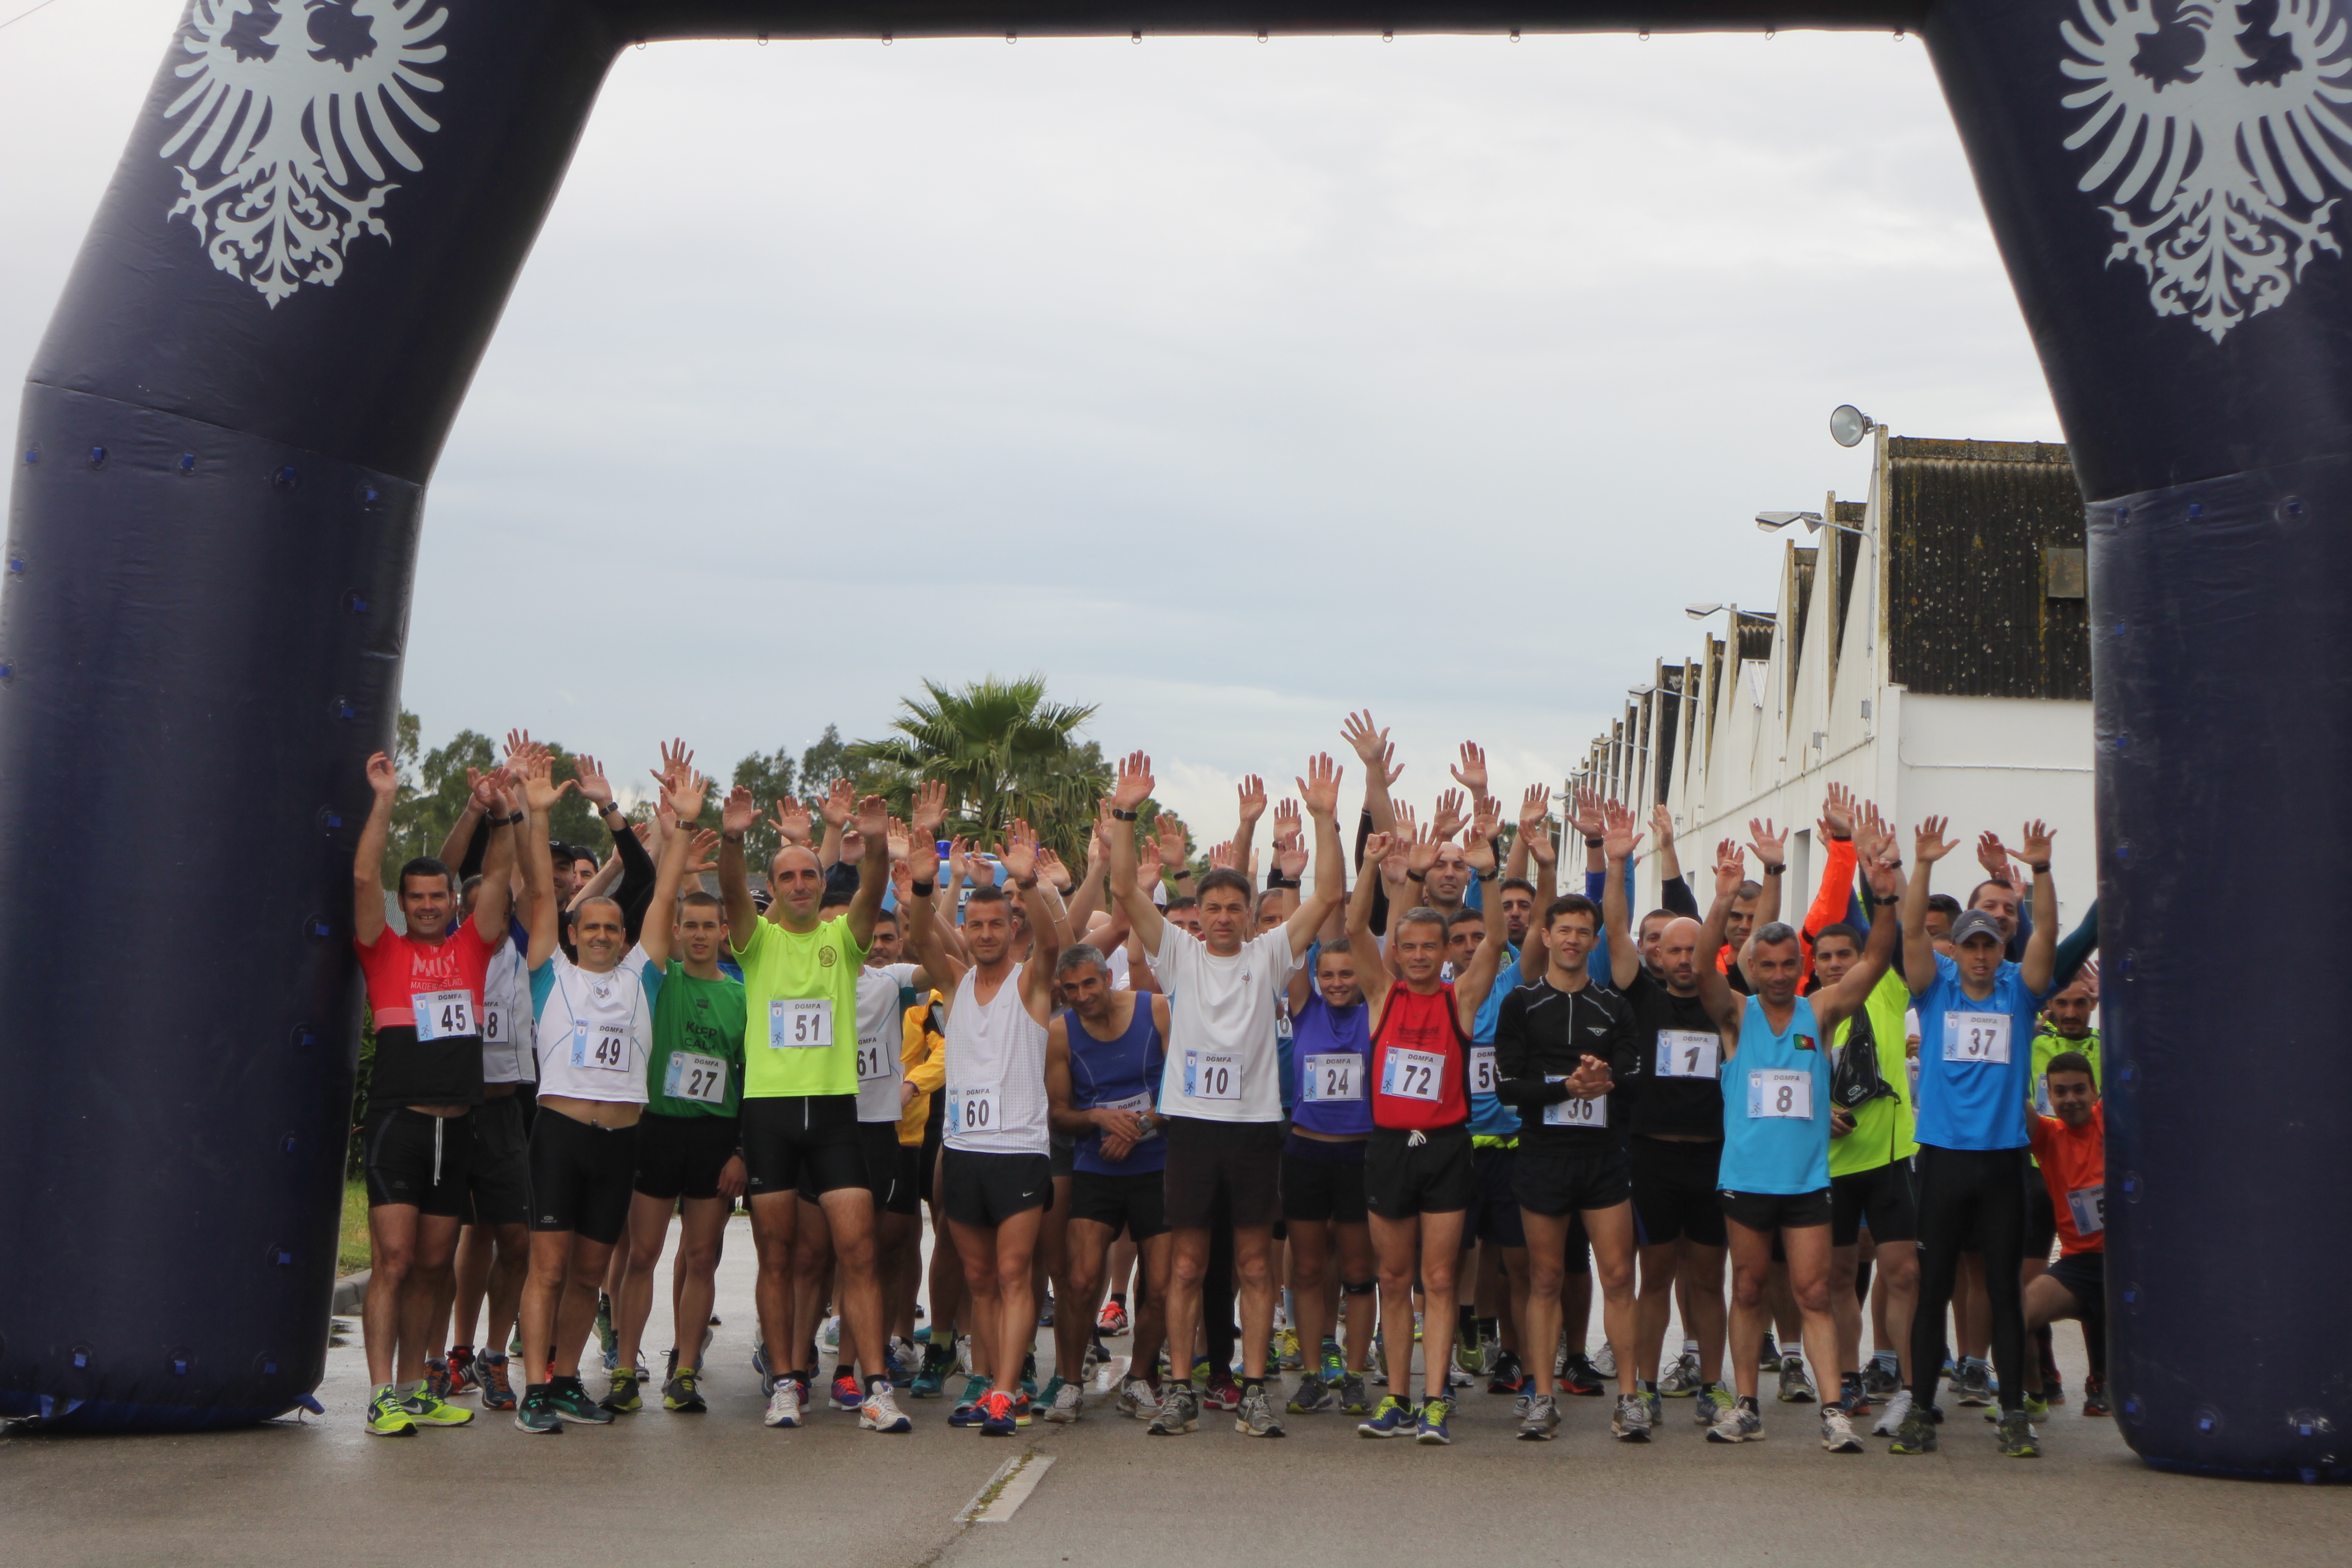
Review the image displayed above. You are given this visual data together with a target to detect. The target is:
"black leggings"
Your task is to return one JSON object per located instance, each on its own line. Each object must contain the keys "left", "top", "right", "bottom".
{"left": 1909, "top": 1144, "right": 2029, "bottom": 1415}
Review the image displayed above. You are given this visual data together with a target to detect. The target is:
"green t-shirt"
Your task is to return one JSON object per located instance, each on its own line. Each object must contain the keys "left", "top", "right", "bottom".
{"left": 645, "top": 961, "right": 748, "bottom": 1118}
{"left": 1827, "top": 968, "right": 1919, "bottom": 1179}
{"left": 735, "top": 913, "right": 868, "bottom": 1099}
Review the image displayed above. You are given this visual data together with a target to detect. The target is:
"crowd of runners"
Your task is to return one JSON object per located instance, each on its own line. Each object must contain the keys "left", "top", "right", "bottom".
{"left": 350, "top": 714, "right": 2106, "bottom": 1456}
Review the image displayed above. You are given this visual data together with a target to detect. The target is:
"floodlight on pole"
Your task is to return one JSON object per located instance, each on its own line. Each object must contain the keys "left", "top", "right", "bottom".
{"left": 1830, "top": 405, "right": 1877, "bottom": 447}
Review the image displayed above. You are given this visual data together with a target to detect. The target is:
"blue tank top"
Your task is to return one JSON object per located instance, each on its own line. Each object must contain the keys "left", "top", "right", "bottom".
{"left": 1065, "top": 999, "right": 1166, "bottom": 1175}
{"left": 1717, "top": 994, "right": 1833, "bottom": 1196}
{"left": 1466, "top": 948, "right": 1522, "bottom": 1139}
{"left": 1288, "top": 994, "right": 1373, "bottom": 1139}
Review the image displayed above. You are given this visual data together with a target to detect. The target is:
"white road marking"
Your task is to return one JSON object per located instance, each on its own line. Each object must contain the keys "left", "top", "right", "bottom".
{"left": 958, "top": 1453, "right": 1055, "bottom": 1523}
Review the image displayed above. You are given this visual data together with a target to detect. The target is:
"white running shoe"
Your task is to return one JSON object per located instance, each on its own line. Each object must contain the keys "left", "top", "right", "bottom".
{"left": 1044, "top": 1381, "right": 1084, "bottom": 1423}
{"left": 1115, "top": 1377, "right": 1161, "bottom": 1418}
{"left": 1872, "top": 1389, "right": 1914, "bottom": 1437}
{"left": 859, "top": 1386, "right": 911, "bottom": 1433}
{"left": 1590, "top": 1340, "right": 1618, "bottom": 1379}
{"left": 764, "top": 1380, "right": 804, "bottom": 1429}
{"left": 1820, "top": 1407, "right": 1863, "bottom": 1452}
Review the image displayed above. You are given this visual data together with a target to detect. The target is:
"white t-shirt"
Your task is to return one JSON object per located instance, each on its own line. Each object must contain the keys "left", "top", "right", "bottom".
{"left": 530, "top": 946, "right": 657, "bottom": 1104}
{"left": 854, "top": 962, "right": 918, "bottom": 1123}
{"left": 1107, "top": 946, "right": 1132, "bottom": 991}
{"left": 480, "top": 931, "right": 535, "bottom": 1085}
{"left": 1149, "top": 924, "right": 1303, "bottom": 1123}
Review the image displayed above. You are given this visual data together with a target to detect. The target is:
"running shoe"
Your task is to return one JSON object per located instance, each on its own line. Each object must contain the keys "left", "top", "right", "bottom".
{"left": 911, "top": 1342, "right": 953, "bottom": 1398}
{"left": 1202, "top": 1371, "right": 1242, "bottom": 1412}
{"left": 1646, "top": 1389, "right": 1664, "bottom": 1427}
{"left": 1044, "top": 1377, "right": 1083, "bottom": 1423}
{"left": 599, "top": 1371, "right": 642, "bottom": 1414}
{"left": 1821, "top": 1407, "right": 1864, "bottom": 1452}
{"left": 1557, "top": 1352, "right": 1605, "bottom": 1397}
{"left": 1278, "top": 1328, "right": 1304, "bottom": 1371}
{"left": 1098, "top": 1298, "right": 1131, "bottom": 1337}
{"left": 365, "top": 1385, "right": 416, "bottom": 1437}
{"left": 400, "top": 1382, "right": 474, "bottom": 1427}
{"left": 1996, "top": 1411, "right": 2042, "bottom": 1458}
{"left": 2043, "top": 1375, "right": 2067, "bottom": 1408}
{"left": 860, "top": 1384, "right": 913, "bottom": 1433}
{"left": 1019, "top": 1351, "right": 1039, "bottom": 1399}
{"left": 595, "top": 1294, "right": 618, "bottom": 1372}
{"left": 1758, "top": 1333, "right": 1781, "bottom": 1370}
{"left": 446, "top": 1348, "right": 479, "bottom": 1398}
{"left": 1236, "top": 1383, "right": 1286, "bottom": 1437}
{"left": 1955, "top": 1357, "right": 1995, "bottom": 1407}
{"left": 948, "top": 1375, "right": 994, "bottom": 1427}
{"left": 508, "top": 1324, "right": 524, "bottom": 1357}
{"left": 887, "top": 1336, "right": 917, "bottom": 1388}
{"left": 662, "top": 1370, "right": 707, "bottom": 1413}
{"left": 2082, "top": 1373, "right": 2112, "bottom": 1418}
{"left": 1658, "top": 1350, "right": 1701, "bottom": 1397}
{"left": 1871, "top": 1389, "right": 1914, "bottom": 1437}
{"left": 820, "top": 1314, "right": 841, "bottom": 1350}
{"left": 1083, "top": 1338, "right": 1109, "bottom": 1375}
{"left": 1590, "top": 1340, "right": 1618, "bottom": 1379}
{"left": 1453, "top": 1331, "right": 1485, "bottom": 1378}
{"left": 1486, "top": 1348, "right": 1525, "bottom": 1396}
{"left": 1146, "top": 1386, "right": 1200, "bottom": 1436}
{"left": 956, "top": 1334, "right": 975, "bottom": 1376}
{"left": 1888, "top": 1403, "right": 1939, "bottom": 1454}
{"left": 1012, "top": 1390, "right": 1036, "bottom": 1427}
{"left": 1860, "top": 1355, "right": 1901, "bottom": 1401}
{"left": 475, "top": 1352, "right": 516, "bottom": 1411}
{"left": 423, "top": 1357, "right": 453, "bottom": 1401}
{"left": 1695, "top": 1381, "right": 1735, "bottom": 1428}
{"left": 1776, "top": 1354, "right": 1818, "bottom": 1403}
{"left": 1287, "top": 1374, "right": 1334, "bottom": 1414}
{"left": 1705, "top": 1399, "right": 1764, "bottom": 1444}
{"left": 1338, "top": 1373, "right": 1372, "bottom": 1415}
{"left": 751, "top": 1335, "right": 772, "bottom": 1391}
{"left": 763, "top": 1378, "right": 804, "bottom": 1429}
{"left": 1985, "top": 1392, "right": 2050, "bottom": 1422}
{"left": 831, "top": 1372, "right": 862, "bottom": 1412}
{"left": 1446, "top": 1360, "right": 1476, "bottom": 1389}
{"left": 545, "top": 1379, "right": 611, "bottom": 1426}
{"left": 1357, "top": 1395, "right": 1415, "bottom": 1438}
{"left": 1414, "top": 1397, "right": 1454, "bottom": 1446}
{"left": 512, "top": 1387, "right": 562, "bottom": 1435}
{"left": 1840, "top": 1372, "right": 1871, "bottom": 1416}
{"left": 1037, "top": 1296, "right": 1056, "bottom": 1329}
{"left": 1115, "top": 1377, "right": 1161, "bottom": 1418}
{"left": 1518, "top": 1392, "right": 1561, "bottom": 1441}
{"left": 1612, "top": 1392, "right": 1654, "bottom": 1442}
{"left": 980, "top": 1390, "right": 1018, "bottom": 1437}
{"left": 1034, "top": 1376, "right": 1065, "bottom": 1419}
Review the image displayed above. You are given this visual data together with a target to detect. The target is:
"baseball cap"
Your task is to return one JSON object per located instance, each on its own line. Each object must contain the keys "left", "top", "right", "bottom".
{"left": 1948, "top": 909, "right": 2004, "bottom": 947}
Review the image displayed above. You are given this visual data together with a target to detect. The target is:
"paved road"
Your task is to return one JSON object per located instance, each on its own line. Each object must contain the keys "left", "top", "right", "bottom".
{"left": 4, "top": 1215, "right": 2344, "bottom": 1568}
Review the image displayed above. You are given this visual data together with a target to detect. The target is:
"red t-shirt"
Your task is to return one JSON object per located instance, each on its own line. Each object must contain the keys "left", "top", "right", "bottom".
{"left": 1370, "top": 982, "right": 1471, "bottom": 1132}
{"left": 356, "top": 921, "right": 495, "bottom": 1111}
{"left": 2028, "top": 1103, "right": 2105, "bottom": 1255}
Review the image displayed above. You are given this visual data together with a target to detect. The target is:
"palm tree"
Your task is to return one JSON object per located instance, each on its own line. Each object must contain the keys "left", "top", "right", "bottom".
{"left": 849, "top": 675, "right": 1108, "bottom": 863}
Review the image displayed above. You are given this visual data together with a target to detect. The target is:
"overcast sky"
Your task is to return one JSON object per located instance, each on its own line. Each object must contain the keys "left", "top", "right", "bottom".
{"left": 2, "top": 3, "right": 2062, "bottom": 838}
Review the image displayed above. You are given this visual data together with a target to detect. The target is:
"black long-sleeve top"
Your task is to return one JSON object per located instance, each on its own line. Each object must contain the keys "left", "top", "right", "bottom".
{"left": 1493, "top": 976, "right": 1640, "bottom": 1151}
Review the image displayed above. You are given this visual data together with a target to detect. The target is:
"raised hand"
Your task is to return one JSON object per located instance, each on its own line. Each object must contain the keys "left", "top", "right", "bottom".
{"left": 947, "top": 836, "right": 972, "bottom": 887}
{"left": 890, "top": 857, "right": 917, "bottom": 907}
{"left": 1450, "top": 740, "right": 1488, "bottom": 797}
{"left": 1038, "top": 845, "right": 1072, "bottom": 892}
{"left": 1851, "top": 803, "right": 1886, "bottom": 866}
{"left": 1713, "top": 838, "right": 1748, "bottom": 899}
{"left": 657, "top": 737, "right": 695, "bottom": 785}
{"left": 997, "top": 820, "right": 1039, "bottom": 885}
{"left": 1389, "top": 801, "right": 1418, "bottom": 847}
{"left": 909, "top": 828, "right": 940, "bottom": 882}
{"left": 1465, "top": 818, "right": 1498, "bottom": 876}
{"left": 1821, "top": 781, "right": 1857, "bottom": 841}
{"left": 1748, "top": 817, "right": 1788, "bottom": 870}
{"left": 1296, "top": 752, "right": 1343, "bottom": 819}
{"left": 1472, "top": 793, "right": 1502, "bottom": 843}
{"left": 573, "top": 754, "right": 615, "bottom": 809}
{"left": 367, "top": 750, "right": 400, "bottom": 799}
{"left": 1111, "top": 750, "right": 1155, "bottom": 813}
{"left": 1433, "top": 789, "right": 1466, "bottom": 843}
{"left": 1520, "top": 784, "right": 1552, "bottom": 838}
{"left": 1155, "top": 813, "right": 1189, "bottom": 872}
{"left": 820, "top": 777, "right": 856, "bottom": 830}
{"left": 855, "top": 792, "right": 889, "bottom": 841}
{"left": 720, "top": 784, "right": 757, "bottom": 838}
{"left": 1601, "top": 798, "right": 1645, "bottom": 863}
{"left": 1568, "top": 786, "right": 1605, "bottom": 843}
{"left": 1136, "top": 837, "right": 1165, "bottom": 891}
{"left": 1277, "top": 831, "right": 1310, "bottom": 882}
{"left": 465, "top": 764, "right": 504, "bottom": 812}
{"left": 1340, "top": 710, "right": 1391, "bottom": 770}
{"left": 1860, "top": 843, "right": 1901, "bottom": 900}
{"left": 503, "top": 729, "right": 538, "bottom": 772}
{"left": 1975, "top": 829, "right": 2013, "bottom": 884}
{"left": 1407, "top": 821, "right": 1442, "bottom": 881}
{"left": 1207, "top": 841, "right": 1236, "bottom": 872}
{"left": 665, "top": 767, "right": 711, "bottom": 826}
{"left": 772, "top": 795, "right": 813, "bottom": 847}
{"left": 522, "top": 749, "right": 575, "bottom": 814}
{"left": 1235, "top": 774, "right": 1268, "bottom": 827}
{"left": 911, "top": 779, "right": 948, "bottom": 838}
{"left": 1915, "top": 816, "right": 1958, "bottom": 865}
{"left": 1650, "top": 802, "right": 1675, "bottom": 852}
{"left": 886, "top": 818, "right": 911, "bottom": 863}
{"left": 2008, "top": 819, "right": 2055, "bottom": 868}
{"left": 1271, "top": 797, "right": 1303, "bottom": 845}
{"left": 685, "top": 828, "right": 722, "bottom": 877}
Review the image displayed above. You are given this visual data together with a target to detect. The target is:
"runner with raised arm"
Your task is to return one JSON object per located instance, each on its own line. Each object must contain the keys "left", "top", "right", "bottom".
{"left": 1692, "top": 830, "right": 1901, "bottom": 1450}
{"left": 1105, "top": 750, "right": 1345, "bottom": 1439}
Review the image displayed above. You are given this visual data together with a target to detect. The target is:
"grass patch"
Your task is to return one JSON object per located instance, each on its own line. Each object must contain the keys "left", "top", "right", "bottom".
{"left": 339, "top": 1179, "right": 372, "bottom": 1276}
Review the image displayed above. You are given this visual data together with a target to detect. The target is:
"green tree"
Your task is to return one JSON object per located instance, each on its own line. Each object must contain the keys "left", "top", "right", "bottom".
{"left": 730, "top": 745, "right": 799, "bottom": 872}
{"left": 799, "top": 724, "right": 851, "bottom": 798}
{"left": 848, "top": 674, "right": 1108, "bottom": 864}
{"left": 387, "top": 720, "right": 493, "bottom": 865}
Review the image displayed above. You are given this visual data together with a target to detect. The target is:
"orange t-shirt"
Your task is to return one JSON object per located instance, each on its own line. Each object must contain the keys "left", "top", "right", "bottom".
{"left": 2028, "top": 1103, "right": 2105, "bottom": 1255}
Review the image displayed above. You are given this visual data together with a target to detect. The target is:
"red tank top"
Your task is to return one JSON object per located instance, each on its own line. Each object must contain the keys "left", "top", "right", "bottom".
{"left": 1370, "top": 981, "right": 1471, "bottom": 1132}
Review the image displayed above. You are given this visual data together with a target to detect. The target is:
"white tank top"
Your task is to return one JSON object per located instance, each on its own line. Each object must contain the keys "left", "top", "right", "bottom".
{"left": 481, "top": 933, "right": 535, "bottom": 1085}
{"left": 943, "top": 961, "right": 1049, "bottom": 1156}
{"left": 532, "top": 947, "right": 656, "bottom": 1104}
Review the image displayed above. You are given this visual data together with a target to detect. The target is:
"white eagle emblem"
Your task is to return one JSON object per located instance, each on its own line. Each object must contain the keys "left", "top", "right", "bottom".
{"left": 2061, "top": 0, "right": 2352, "bottom": 341}
{"left": 161, "top": 0, "right": 448, "bottom": 306}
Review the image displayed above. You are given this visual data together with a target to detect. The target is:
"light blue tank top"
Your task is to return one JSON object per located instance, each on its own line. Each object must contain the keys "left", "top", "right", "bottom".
{"left": 1717, "top": 994, "right": 1833, "bottom": 1196}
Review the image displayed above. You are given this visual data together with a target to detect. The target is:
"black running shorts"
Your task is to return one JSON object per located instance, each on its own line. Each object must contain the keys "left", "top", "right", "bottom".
{"left": 1830, "top": 1158, "right": 1918, "bottom": 1247}
{"left": 1470, "top": 1144, "right": 1527, "bottom": 1247}
{"left": 528, "top": 1110, "right": 638, "bottom": 1245}
{"left": 1514, "top": 1142, "right": 1632, "bottom": 1218}
{"left": 363, "top": 1106, "right": 472, "bottom": 1219}
{"left": 633, "top": 1110, "right": 740, "bottom": 1202}
{"left": 1631, "top": 1135, "right": 1727, "bottom": 1248}
{"left": 1162, "top": 1116, "right": 1284, "bottom": 1231}
{"left": 1718, "top": 1186, "right": 1833, "bottom": 1234}
{"left": 941, "top": 1147, "right": 1053, "bottom": 1229}
{"left": 1364, "top": 1125, "right": 1475, "bottom": 1220}
{"left": 740, "top": 1093, "right": 866, "bottom": 1199}
{"left": 1068, "top": 1169, "right": 1169, "bottom": 1241}
{"left": 1280, "top": 1136, "right": 1369, "bottom": 1225}
{"left": 465, "top": 1093, "right": 533, "bottom": 1227}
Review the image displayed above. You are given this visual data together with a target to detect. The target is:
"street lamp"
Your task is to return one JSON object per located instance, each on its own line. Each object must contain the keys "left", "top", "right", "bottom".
{"left": 1756, "top": 509, "right": 1867, "bottom": 538}
{"left": 1829, "top": 405, "right": 1878, "bottom": 447}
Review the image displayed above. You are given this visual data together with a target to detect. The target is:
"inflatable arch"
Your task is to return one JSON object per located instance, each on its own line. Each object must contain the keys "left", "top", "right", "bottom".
{"left": 4, "top": 0, "right": 2348, "bottom": 1478}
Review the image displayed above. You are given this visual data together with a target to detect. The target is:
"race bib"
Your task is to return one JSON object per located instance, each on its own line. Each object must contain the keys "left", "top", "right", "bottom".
{"left": 769, "top": 997, "right": 833, "bottom": 1050}
{"left": 1542, "top": 1075, "right": 1608, "bottom": 1128}
{"left": 2034, "top": 1073, "right": 2050, "bottom": 1114}
{"left": 482, "top": 1004, "right": 506, "bottom": 1046}
{"left": 664, "top": 1050, "right": 729, "bottom": 1105}
{"left": 1185, "top": 1049, "right": 1241, "bottom": 1101}
{"left": 1303, "top": 1053, "right": 1361, "bottom": 1103}
{"left": 1749, "top": 1068, "right": 1813, "bottom": 1120}
{"left": 412, "top": 990, "right": 475, "bottom": 1042}
{"left": 1656, "top": 1029, "right": 1719, "bottom": 1079}
{"left": 946, "top": 1085, "right": 1000, "bottom": 1135}
{"left": 1101, "top": 1091, "right": 1158, "bottom": 1140}
{"left": 1380, "top": 1047, "right": 1447, "bottom": 1102}
{"left": 1469, "top": 1045, "right": 1499, "bottom": 1098}
{"left": 855, "top": 1034, "right": 893, "bottom": 1082}
{"left": 2067, "top": 1184, "right": 2105, "bottom": 1237}
{"left": 1943, "top": 1011, "right": 2011, "bottom": 1064}
{"left": 571, "top": 1018, "right": 630, "bottom": 1072}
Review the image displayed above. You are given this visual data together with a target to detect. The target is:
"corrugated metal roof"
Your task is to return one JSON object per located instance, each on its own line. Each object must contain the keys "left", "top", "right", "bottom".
{"left": 1884, "top": 437, "right": 2090, "bottom": 701}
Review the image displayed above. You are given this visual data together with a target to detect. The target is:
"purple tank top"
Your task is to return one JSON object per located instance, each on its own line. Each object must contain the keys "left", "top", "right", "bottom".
{"left": 1289, "top": 995, "right": 1373, "bottom": 1138}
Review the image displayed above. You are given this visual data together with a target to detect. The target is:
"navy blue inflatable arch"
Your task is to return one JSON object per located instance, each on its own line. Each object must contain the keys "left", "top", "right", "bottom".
{"left": 5, "top": 0, "right": 2347, "bottom": 1477}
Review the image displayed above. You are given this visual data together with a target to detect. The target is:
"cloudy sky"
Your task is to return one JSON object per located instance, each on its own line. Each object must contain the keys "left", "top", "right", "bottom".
{"left": 2, "top": 3, "right": 2062, "bottom": 837}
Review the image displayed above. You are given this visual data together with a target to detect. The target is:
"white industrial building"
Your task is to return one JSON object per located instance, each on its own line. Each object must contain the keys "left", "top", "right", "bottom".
{"left": 1578, "top": 426, "right": 2096, "bottom": 934}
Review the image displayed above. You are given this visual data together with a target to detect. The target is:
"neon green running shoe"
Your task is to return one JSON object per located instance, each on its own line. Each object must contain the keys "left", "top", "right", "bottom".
{"left": 365, "top": 1385, "right": 416, "bottom": 1437}
{"left": 599, "top": 1372, "right": 642, "bottom": 1414}
{"left": 398, "top": 1383, "right": 473, "bottom": 1428}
